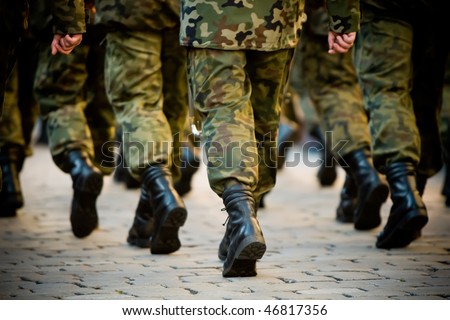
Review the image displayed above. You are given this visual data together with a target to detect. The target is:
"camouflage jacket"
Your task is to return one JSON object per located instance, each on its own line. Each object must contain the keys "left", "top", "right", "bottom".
{"left": 0, "top": 0, "right": 85, "bottom": 38}
{"left": 179, "top": 0, "right": 360, "bottom": 51}
{"left": 94, "top": 0, "right": 180, "bottom": 31}
{"left": 52, "top": 0, "right": 86, "bottom": 34}
{"left": 361, "top": 0, "right": 436, "bottom": 23}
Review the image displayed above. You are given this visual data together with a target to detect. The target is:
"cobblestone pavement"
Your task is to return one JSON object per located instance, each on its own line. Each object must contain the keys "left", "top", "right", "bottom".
{"left": 1, "top": 144, "right": 449, "bottom": 300}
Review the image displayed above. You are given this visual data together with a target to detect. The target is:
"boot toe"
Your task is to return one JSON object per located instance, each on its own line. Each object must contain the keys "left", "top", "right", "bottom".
{"left": 70, "top": 169, "right": 103, "bottom": 238}
{"left": 376, "top": 209, "right": 428, "bottom": 249}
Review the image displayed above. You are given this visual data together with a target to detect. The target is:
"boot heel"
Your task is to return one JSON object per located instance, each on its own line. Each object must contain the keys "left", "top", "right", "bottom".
{"left": 355, "top": 183, "right": 389, "bottom": 230}
{"left": 223, "top": 259, "right": 257, "bottom": 277}
{"left": 223, "top": 236, "right": 266, "bottom": 277}
{"left": 376, "top": 209, "right": 428, "bottom": 249}
{"left": 151, "top": 207, "right": 187, "bottom": 254}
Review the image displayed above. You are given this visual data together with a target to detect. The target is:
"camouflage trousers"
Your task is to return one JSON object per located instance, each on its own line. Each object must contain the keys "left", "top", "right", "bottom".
{"left": 441, "top": 55, "right": 450, "bottom": 161}
{"left": 295, "top": 24, "right": 370, "bottom": 159}
{"left": 354, "top": 9, "right": 449, "bottom": 176}
{"left": 104, "top": 28, "right": 188, "bottom": 181}
{"left": 0, "top": 38, "right": 40, "bottom": 157}
{"left": 186, "top": 48, "right": 294, "bottom": 201}
{"left": 34, "top": 40, "right": 116, "bottom": 175}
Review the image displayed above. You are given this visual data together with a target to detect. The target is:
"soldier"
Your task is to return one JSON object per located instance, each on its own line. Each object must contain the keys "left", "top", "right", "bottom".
{"left": 94, "top": 0, "right": 189, "bottom": 253}
{"left": 294, "top": 1, "right": 389, "bottom": 228}
{"left": 32, "top": 0, "right": 116, "bottom": 238}
{"left": 0, "top": 0, "right": 85, "bottom": 212}
{"left": 440, "top": 54, "right": 450, "bottom": 206}
{"left": 0, "top": 37, "right": 39, "bottom": 217}
{"left": 1, "top": 0, "right": 85, "bottom": 114}
{"left": 353, "top": 0, "right": 449, "bottom": 248}
{"left": 180, "top": 0, "right": 360, "bottom": 277}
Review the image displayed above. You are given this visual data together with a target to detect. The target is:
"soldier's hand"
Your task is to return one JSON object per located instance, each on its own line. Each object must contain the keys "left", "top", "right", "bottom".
{"left": 328, "top": 32, "right": 356, "bottom": 54}
{"left": 51, "top": 33, "right": 83, "bottom": 55}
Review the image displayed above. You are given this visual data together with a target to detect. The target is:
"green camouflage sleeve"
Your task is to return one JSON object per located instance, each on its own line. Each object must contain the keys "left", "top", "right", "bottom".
{"left": 326, "top": 0, "right": 360, "bottom": 33}
{"left": 52, "top": 0, "right": 86, "bottom": 35}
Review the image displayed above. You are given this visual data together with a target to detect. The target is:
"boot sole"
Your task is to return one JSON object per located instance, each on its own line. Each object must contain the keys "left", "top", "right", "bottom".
{"left": 336, "top": 205, "right": 355, "bottom": 223}
{"left": 151, "top": 207, "right": 187, "bottom": 254}
{"left": 71, "top": 171, "right": 103, "bottom": 238}
{"left": 376, "top": 209, "right": 428, "bottom": 249}
{"left": 223, "top": 236, "right": 266, "bottom": 277}
{"left": 354, "top": 184, "right": 389, "bottom": 230}
{"left": 127, "top": 235, "right": 151, "bottom": 248}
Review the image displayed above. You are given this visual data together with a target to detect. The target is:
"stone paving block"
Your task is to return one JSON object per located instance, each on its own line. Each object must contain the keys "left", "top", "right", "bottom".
{"left": 1, "top": 146, "right": 449, "bottom": 300}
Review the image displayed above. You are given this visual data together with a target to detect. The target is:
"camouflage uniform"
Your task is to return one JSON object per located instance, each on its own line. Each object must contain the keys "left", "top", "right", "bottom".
{"left": 94, "top": 0, "right": 188, "bottom": 182}
{"left": 440, "top": 53, "right": 450, "bottom": 205}
{"left": 94, "top": 0, "right": 189, "bottom": 253}
{"left": 180, "top": 0, "right": 360, "bottom": 277}
{"left": 180, "top": 0, "right": 360, "bottom": 201}
{"left": 296, "top": 1, "right": 370, "bottom": 158}
{"left": 354, "top": 0, "right": 449, "bottom": 249}
{"left": 354, "top": 0, "right": 449, "bottom": 176}
{"left": 0, "top": 0, "right": 86, "bottom": 213}
{"left": 33, "top": 1, "right": 116, "bottom": 176}
{"left": 0, "top": 0, "right": 86, "bottom": 117}
{"left": 0, "top": 39, "right": 39, "bottom": 159}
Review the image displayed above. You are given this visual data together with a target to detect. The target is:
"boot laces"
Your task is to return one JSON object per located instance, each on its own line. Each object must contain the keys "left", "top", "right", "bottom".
{"left": 221, "top": 208, "right": 229, "bottom": 226}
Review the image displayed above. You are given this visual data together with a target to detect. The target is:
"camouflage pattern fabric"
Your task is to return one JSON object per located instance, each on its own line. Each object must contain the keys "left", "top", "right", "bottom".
{"left": 187, "top": 48, "right": 294, "bottom": 199}
{"left": 104, "top": 27, "right": 188, "bottom": 181}
{"left": 0, "top": 40, "right": 40, "bottom": 158}
{"left": 0, "top": 0, "right": 86, "bottom": 117}
{"left": 295, "top": 4, "right": 370, "bottom": 158}
{"left": 440, "top": 55, "right": 450, "bottom": 163}
{"left": 180, "top": 0, "right": 360, "bottom": 51}
{"left": 34, "top": 37, "right": 116, "bottom": 175}
{"left": 52, "top": 0, "right": 86, "bottom": 35}
{"left": 182, "top": 1, "right": 360, "bottom": 199}
{"left": 354, "top": 2, "right": 449, "bottom": 176}
{"left": 94, "top": 0, "right": 180, "bottom": 32}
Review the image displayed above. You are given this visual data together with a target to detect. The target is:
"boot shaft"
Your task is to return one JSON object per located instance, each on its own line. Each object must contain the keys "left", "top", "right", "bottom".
{"left": 386, "top": 162, "right": 425, "bottom": 212}
{"left": 142, "top": 164, "right": 185, "bottom": 215}
{"left": 341, "top": 149, "right": 378, "bottom": 184}
{"left": 222, "top": 184, "right": 262, "bottom": 243}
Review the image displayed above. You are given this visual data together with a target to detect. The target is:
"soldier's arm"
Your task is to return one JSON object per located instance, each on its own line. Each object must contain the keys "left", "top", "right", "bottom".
{"left": 51, "top": 0, "right": 86, "bottom": 55}
{"left": 325, "top": 0, "right": 360, "bottom": 54}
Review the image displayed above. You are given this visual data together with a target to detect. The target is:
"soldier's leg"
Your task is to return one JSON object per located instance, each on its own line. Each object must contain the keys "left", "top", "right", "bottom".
{"left": 0, "top": 66, "right": 24, "bottom": 217}
{"left": 83, "top": 41, "right": 116, "bottom": 176}
{"left": 34, "top": 43, "right": 103, "bottom": 238}
{"left": 299, "top": 21, "right": 388, "bottom": 227}
{"left": 187, "top": 49, "right": 270, "bottom": 277}
{"left": 249, "top": 49, "right": 295, "bottom": 205}
{"left": 105, "top": 29, "right": 187, "bottom": 254}
{"left": 440, "top": 55, "right": 450, "bottom": 205}
{"left": 160, "top": 26, "right": 190, "bottom": 183}
{"left": 354, "top": 14, "right": 427, "bottom": 249}
{"left": 411, "top": 15, "right": 449, "bottom": 196}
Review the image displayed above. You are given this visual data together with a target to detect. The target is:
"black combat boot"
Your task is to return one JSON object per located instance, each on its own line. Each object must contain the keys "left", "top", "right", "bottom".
{"left": 142, "top": 165, "right": 187, "bottom": 254}
{"left": 219, "top": 191, "right": 262, "bottom": 260}
{"left": 68, "top": 149, "right": 103, "bottom": 238}
{"left": 221, "top": 184, "right": 266, "bottom": 277}
{"left": 310, "top": 126, "right": 337, "bottom": 187}
{"left": 376, "top": 162, "right": 428, "bottom": 249}
{"left": 342, "top": 149, "right": 389, "bottom": 230}
{"left": 127, "top": 187, "right": 154, "bottom": 248}
{"left": 218, "top": 216, "right": 233, "bottom": 261}
{"left": 174, "top": 142, "right": 201, "bottom": 197}
{"left": 0, "top": 147, "right": 25, "bottom": 217}
{"left": 336, "top": 174, "right": 357, "bottom": 223}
